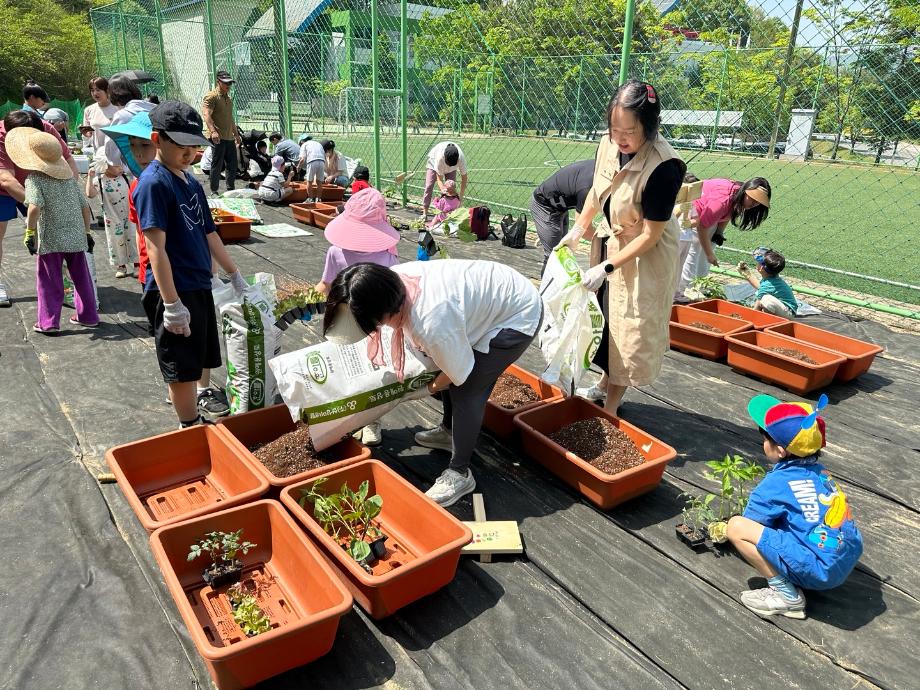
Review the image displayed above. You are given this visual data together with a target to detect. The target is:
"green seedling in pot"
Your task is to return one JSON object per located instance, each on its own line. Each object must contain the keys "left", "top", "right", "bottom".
{"left": 300, "top": 477, "right": 386, "bottom": 567}
{"left": 273, "top": 286, "right": 326, "bottom": 320}
{"left": 689, "top": 275, "right": 726, "bottom": 300}
{"left": 187, "top": 529, "right": 256, "bottom": 587}
{"left": 679, "top": 492, "right": 716, "bottom": 538}
{"left": 704, "top": 454, "right": 766, "bottom": 520}
{"left": 228, "top": 584, "right": 272, "bottom": 636}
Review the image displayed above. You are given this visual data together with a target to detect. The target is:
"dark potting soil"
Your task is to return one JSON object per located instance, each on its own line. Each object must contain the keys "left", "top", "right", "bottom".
{"left": 688, "top": 321, "right": 723, "bottom": 333}
{"left": 250, "top": 422, "right": 332, "bottom": 477}
{"left": 549, "top": 417, "right": 645, "bottom": 475}
{"left": 490, "top": 373, "right": 541, "bottom": 409}
{"left": 767, "top": 346, "right": 818, "bottom": 365}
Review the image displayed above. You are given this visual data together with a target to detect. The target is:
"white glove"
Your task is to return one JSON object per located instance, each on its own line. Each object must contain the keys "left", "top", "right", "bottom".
{"left": 555, "top": 223, "right": 587, "bottom": 251}
{"left": 229, "top": 270, "right": 247, "bottom": 297}
{"left": 163, "top": 299, "right": 192, "bottom": 337}
{"left": 582, "top": 263, "right": 611, "bottom": 292}
{"left": 210, "top": 275, "right": 225, "bottom": 291}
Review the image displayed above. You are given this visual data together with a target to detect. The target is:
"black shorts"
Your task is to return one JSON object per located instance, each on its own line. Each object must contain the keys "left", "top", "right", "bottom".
{"left": 154, "top": 289, "right": 222, "bottom": 383}
{"left": 141, "top": 289, "right": 159, "bottom": 336}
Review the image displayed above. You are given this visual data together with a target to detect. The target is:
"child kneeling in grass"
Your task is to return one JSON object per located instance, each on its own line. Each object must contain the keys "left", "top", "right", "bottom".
{"left": 727, "top": 394, "right": 862, "bottom": 619}
{"left": 134, "top": 101, "right": 247, "bottom": 428}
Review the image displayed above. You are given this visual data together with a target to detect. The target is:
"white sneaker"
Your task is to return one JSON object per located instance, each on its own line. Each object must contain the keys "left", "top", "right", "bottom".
{"left": 575, "top": 384, "right": 606, "bottom": 401}
{"left": 740, "top": 586, "right": 806, "bottom": 619}
{"left": 0, "top": 283, "right": 10, "bottom": 307}
{"left": 415, "top": 426, "right": 453, "bottom": 452}
{"left": 361, "top": 422, "right": 382, "bottom": 446}
{"left": 425, "top": 468, "right": 476, "bottom": 507}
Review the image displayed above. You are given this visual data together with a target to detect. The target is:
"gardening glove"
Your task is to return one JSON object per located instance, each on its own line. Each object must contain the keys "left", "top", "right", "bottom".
{"left": 163, "top": 299, "right": 192, "bottom": 337}
{"left": 582, "top": 262, "right": 611, "bottom": 292}
{"left": 229, "top": 270, "right": 248, "bottom": 298}
{"left": 211, "top": 275, "right": 225, "bottom": 291}
{"left": 85, "top": 233, "right": 95, "bottom": 253}
{"left": 23, "top": 228, "right": 37, "bottom": 256}
{"left": 555, "top": 223, "right": 587, "bottom": 251}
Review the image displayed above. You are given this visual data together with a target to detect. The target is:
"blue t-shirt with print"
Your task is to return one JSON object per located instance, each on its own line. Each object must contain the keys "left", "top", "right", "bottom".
{"left": 134, "top": 160, "right": 215, "bottom": 292}
{"left": 744, "top": 458, "right": 862, "bottom": 584}
{"left": 756, "top": 275, "right": 797, "bottom": 314}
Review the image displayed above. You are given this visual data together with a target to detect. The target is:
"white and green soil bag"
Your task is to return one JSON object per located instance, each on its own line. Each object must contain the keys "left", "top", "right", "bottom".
{"left": 213, "top": 273, "right": 283, "bottom": 414}
{"left": 269, "top": 327, "right": 438, "bottom": 451}
{"left": 538, "top": 246, "right": 605, "bottom": 394}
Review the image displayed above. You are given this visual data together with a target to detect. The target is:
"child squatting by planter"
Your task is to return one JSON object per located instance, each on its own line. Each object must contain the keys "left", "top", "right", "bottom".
{"left": 738, "top": 248, "right": 797, "bottom": 318}
{"left": 726, "top": 394, "right": 863, "bottom": 619}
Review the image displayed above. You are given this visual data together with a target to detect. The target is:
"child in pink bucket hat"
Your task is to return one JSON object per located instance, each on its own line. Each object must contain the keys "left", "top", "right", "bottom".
{"left": 315, "top": 187, "right": 401, "bottom": 446}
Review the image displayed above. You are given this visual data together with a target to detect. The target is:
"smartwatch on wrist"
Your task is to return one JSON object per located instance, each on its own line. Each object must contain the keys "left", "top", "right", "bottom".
{"left": 604, "top": 262, "right": 615, "bottom": 274}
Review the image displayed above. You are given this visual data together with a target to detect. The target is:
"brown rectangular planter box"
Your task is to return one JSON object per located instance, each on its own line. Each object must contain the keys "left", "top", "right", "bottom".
{"left": 514, "top": 397, "right": 677, "bottom": 510}
{"left": 669, "top": 304, "right": 753, "bottom": 360}
{"left": 688, "top": 299, "right": 790, "bottom": 330}
{"left": 725, "top": 330, "right": 846, "bottom": 394}
{"left": 217, "top": 404, "right": 371, "bottom": 490}
{"left": 107, "top": 425, "right": 270, "bottom": 532}
{"left": 483, "top": 363, "right": 563, "bottom": 440}
{"left": 319, "top": 184, "right": 345, "bottom": 201}
{"left": 766, "top": 321, "right": 883, "bottom": 382}
{"left": 280, "top": 460, "right": 472, "bottom": 619}
{"left": 286, "top": 183, "right": 309, "bottom": 203}
{"left": 150, "top": 500, "right": 352, "bottom": 690}
{"left": 291, "top": 202, "right": 338, "bottom": 226}
{"left": 312, "top": 210, "right": 336, "bottom": 229}
{"left": 213, "top": 211, "right": 252, "bottom": 243}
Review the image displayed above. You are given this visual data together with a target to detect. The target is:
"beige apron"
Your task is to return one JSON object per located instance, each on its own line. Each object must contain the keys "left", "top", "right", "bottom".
{"left": 586, "top": 135, "right": 685, "bottom": 387}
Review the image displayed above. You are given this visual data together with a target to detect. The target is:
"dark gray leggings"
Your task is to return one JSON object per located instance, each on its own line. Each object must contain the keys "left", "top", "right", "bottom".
{"left": 441, "top": 324, "right": 539, "bottom": 471}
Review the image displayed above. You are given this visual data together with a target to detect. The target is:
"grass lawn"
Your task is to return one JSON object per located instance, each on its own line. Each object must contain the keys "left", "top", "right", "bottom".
{"left": 329, "top": 130, "right": 919, "bottom": 304}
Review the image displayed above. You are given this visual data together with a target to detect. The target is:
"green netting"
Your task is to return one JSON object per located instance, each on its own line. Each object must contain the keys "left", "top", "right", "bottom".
{"left": 91, "top": 0, "right": 920, "bottom": 305}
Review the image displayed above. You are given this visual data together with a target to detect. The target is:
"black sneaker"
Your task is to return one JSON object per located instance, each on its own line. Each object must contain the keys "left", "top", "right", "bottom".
{"left": 197, "top": 388, "right": 230, "bottom": 419}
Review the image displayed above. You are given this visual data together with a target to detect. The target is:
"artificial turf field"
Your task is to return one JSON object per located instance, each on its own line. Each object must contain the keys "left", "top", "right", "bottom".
{"left": 330, "top": 131, "right": 919, "bottom": 305}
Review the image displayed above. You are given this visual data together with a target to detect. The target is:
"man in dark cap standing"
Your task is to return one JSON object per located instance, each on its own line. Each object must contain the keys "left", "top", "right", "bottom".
{"left": 201, "top": 71, "right": 240, "bottom": 195}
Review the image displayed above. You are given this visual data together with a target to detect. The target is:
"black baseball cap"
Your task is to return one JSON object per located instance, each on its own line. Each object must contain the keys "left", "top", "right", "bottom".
{"left": 149, "top": 101, "right": 210, "bottom": 147}
{"left": 216, "top": 70, "right": 235, "bottom": 84}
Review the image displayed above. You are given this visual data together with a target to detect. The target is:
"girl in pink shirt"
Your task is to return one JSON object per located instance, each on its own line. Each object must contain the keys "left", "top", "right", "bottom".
{"left": 675, "top": 176, "right": 771, "bottom": 301}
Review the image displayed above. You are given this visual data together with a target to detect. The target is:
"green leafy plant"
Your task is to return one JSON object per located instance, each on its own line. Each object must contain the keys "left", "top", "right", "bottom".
{"left": 689, "top": 275, "right": 726, "bottom": 300}
{"left": 187, "top": 530, "right": 256, "bottom": 569}
{"left": 273, "top": 286, "right": 325, "bottom": 320}
{"left": 408, "top": 218, "right": 427, "bottom": 232}
{"left": 299, "top": 478, "right": 384, "bottom": 564}
{"left": 703, "top": 454, "right": 766, "bottom": 519}
{"left": 228, "top": 584, "right": 272, "bottom": 637}
{"left": 680, "top": 492, "right": 717, "bottom": 535}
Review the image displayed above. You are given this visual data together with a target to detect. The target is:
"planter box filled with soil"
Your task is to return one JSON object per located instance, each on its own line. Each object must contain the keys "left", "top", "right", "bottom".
{"left": 211, "top": 209, "right": 251, "bottom": 243}
{"left": 483, "top": 364, "right": 564, "bottom": 440}
{"left": 218, "top": 404, "right": 370, "bottom": 491}
{"left": 669, "top": 305, "right": 752, "bottom": 360}
{"left": 312, "top": 209, "right": 336, "bottom": 229}
{"left": 725, "top": 330, "right": 846, "bottom": 394}
{"left": 766, "top": 321, "right": 883, "bottom": 382}
{"left": 687, "top": 299, "right": 790, "bottom": 330}
{"left": 290, "top": 202, "right": 338, "bottom": 226}
{"left": 514, "top": 397, "right": 677, "bottom": 510}
{"left": 106, "top": 425, "right": 269, "bottom": 532}
{"left": 280, "top": 460, "right": 472, "bottom": 619}
{"left": 319, "top": 184, "right": 345, "bottom": 202}
{"left": 286, "top": 183, "right": 310, "bottom": 203}
{"left": 151, "top": 500, "right": 352, "bottom": 690}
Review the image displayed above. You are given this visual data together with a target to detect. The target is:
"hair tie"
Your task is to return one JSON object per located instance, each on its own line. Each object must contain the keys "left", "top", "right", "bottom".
{"left": 645, "top": 84, "right": 657, "bottom": 103}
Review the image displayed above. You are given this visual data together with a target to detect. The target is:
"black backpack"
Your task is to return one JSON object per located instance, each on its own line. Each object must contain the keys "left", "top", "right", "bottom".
{"left": 501, "top": 214, "right": 528, "bottom": 249}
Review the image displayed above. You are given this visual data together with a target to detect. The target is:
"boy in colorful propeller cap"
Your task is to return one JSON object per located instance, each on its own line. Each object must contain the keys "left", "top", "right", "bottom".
{"left": 726, "top": 393, "right": 863, "bottom": 619}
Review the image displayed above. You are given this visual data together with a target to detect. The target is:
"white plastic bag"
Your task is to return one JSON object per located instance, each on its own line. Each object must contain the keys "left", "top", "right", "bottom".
{"left": 269, "top": 327, "right": 438, "bottom": 451}
{"left": 214, "top": 272, "right": 283, "bottom": 414}
{"left": 538, "top": 246, "right": 605, "bottom": 394}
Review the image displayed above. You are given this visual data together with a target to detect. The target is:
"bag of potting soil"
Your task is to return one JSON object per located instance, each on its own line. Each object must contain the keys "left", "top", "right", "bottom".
{"left": 269, "top": 327, "right": 438, "bottom": 451}
{"left": 213, "top": 273, "right": 283, "bottom": 414}
{"left": 538, "top": 246, "right": 605, "bottom": 394}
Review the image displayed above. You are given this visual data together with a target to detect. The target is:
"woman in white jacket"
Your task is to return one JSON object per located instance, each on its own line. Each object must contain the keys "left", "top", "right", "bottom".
{"left": 92, "top": 76, "right": 152, "bottom": 278}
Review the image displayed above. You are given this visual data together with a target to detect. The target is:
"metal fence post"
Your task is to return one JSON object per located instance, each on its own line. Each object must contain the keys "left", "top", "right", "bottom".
{"left": 573, "top": 55, "right": 584, "bottom": 134}
{"left": 711, "top": 48, "right": 729, "bottom": 150}
{"left": 137, "top": 19, "right": 148, "bottom": 95}
{"left": 153, "top": 0, "right": 169, "bottom": 96}
{"left": 118, "top": 1, "right": 129, "bottom": 69}
{"left": 768, "top": 0, "right": 805, "bottom": 158}
{"left": 519, "top": 58, "right": 526, "bottom": 134}
{"left": 371, "top": 0, "right": 381, "bottom": 188}
{"left": 400, "top": 0, "right": 408, "bottom": 205}
{"left": 203, "top": 0, "right": 218, "bottom": 83}
{"left": 91, "top": 10, "right": 103, "bottom": 78}
{"left": 618, "top": 0, "right": 637, "bottom": 85}
{"left": 274, "top": 0, "right": 292, "bottom": 137}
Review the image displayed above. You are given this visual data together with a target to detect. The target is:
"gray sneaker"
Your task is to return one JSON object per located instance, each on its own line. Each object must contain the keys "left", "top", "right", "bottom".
{"left": 197, "top": 388, "right": 230, "bottom": 419}
{"left": 425, "top": 468, "right": 476, "bottom": 507}
{"left": 740, "top": 586, "right": 806, "bottom": 619}
{"left": 0, "top": 283, "right": 10, "bottom": 307}
{"left": 415, "top": 425, "right": 453, "bottom": 452}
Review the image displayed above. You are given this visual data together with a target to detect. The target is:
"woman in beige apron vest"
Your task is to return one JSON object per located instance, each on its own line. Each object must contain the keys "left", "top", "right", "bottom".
{"left": 560, "top": 80, "right": 686, "bottom": 412}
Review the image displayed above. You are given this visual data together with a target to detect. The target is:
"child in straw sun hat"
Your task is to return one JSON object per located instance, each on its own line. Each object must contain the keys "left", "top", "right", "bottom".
{"left": 315, "top": 186, "right": 401, "bottom": 446}
{"left": 726, "top": 393, "right": 862, "bottom": 620}
{"left": 8, "top": 127, "right": 98, "bottom": 332}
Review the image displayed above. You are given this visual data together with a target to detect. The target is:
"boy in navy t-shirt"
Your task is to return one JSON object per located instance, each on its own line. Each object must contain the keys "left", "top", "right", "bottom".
{"left": 727, "top": 394, "right": 863, "bottom": 619}
{"left": 134, "top": 101, "right": 247, "bottom": 427}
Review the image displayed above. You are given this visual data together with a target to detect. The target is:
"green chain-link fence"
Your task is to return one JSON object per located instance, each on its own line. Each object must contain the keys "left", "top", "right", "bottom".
{"left": 90, "top": 0, "right": 920, "bottom": 305}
